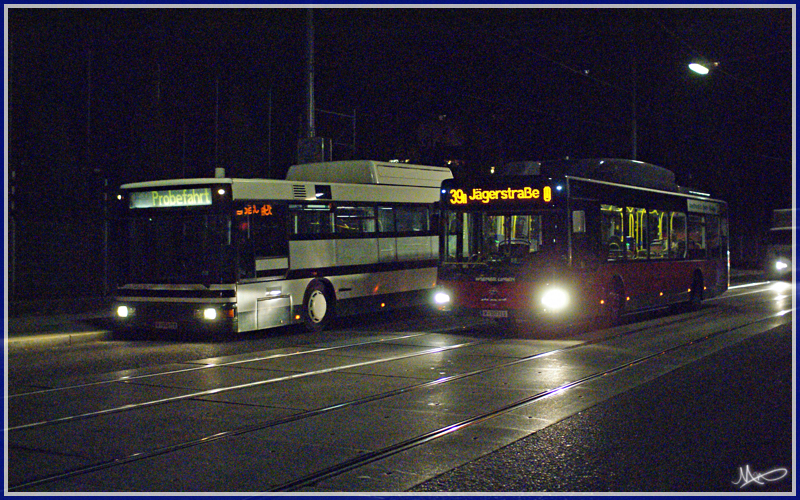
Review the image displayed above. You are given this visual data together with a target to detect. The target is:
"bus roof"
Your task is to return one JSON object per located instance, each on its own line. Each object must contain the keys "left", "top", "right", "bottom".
{"left": 285, "top": 160, "right": 452, "bottom": 187}
{"left": 504, "top": 158, "right": 678, "bottom": 192}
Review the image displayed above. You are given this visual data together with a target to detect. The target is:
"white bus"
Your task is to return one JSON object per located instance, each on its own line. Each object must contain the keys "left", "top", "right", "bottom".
{"left": 112, "top": 161, "right": 452, "bottom": 334}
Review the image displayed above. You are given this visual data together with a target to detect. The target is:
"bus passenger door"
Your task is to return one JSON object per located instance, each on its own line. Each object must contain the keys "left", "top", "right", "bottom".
{"left": 571, "top": 200, "right": 601, "bottom": 271}
{"left": 570, "top": 200, "right": 602, "bottom": 313}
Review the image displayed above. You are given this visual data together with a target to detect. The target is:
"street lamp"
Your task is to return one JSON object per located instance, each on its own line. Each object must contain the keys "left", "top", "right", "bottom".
{"left": 688, "top": 61, "right": 719, "bottom": 75}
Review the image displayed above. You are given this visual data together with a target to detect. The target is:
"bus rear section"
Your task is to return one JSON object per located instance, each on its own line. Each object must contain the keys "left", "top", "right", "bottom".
{"left": 434, "top": 158, "right": 729, "bottom": 329}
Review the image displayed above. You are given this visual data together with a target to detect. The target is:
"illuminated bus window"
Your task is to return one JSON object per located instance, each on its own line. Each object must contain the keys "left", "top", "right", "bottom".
{"left": 601, "top": 204, "right": 624, "bottom": 261}
{"left": 335, "top": 206, "right": 376, "bottom": 234}
{"left": 669, "top": 212, "right": 687, "bottom": 259}
{"left": 625, "top": 206, "right": 648, "bottom": 260}
{"left": 291, "top": 204, "right": 334, "bottom": 236}
{"left": 687, "top": 214, "right": 707, "bottom": 259}
{"left": 648, "top": 209, "right": 668, "bottom": 259}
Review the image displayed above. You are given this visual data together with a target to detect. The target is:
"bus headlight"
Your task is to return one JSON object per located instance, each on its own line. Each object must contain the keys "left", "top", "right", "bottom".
{"left": 116, "top": 305, "right": 130, "bottom": 318}
{"left": 541, "top": 288, "right": 569, "bottom": 311}
{"left": 434, "top": 291, "right": 451, "bottom": 305}
{"left": 203, "top": 308, "right": 218, "bottom": 320}
{"left": 775, "top": 260, "right": 789, "bottom": 271}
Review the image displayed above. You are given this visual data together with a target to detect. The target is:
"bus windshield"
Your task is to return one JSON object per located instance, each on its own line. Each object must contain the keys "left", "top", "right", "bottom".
{"left": 443, "top": 209, "right": 566, "bottom": 265}
{"left": 122, "top": 212, "right": 234, "bottom": 285}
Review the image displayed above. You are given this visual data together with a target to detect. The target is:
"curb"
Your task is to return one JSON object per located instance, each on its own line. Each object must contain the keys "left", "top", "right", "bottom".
{"left": 6, "top": 330, "right": 111, "bottom": 351}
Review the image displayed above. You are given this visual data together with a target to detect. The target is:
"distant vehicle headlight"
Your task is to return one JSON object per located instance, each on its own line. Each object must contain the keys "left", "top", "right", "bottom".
{"left": 203, "top": 308, "right": 218, "bottom": 320}
{"left": 541, "top": 288, "right": 569, "bottom": 311}
{"left": 434, "top": 291, "right": 451, "bottom": 305}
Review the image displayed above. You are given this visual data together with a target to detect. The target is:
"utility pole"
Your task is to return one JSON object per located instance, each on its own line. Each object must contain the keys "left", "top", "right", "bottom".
{"left": 297, "top": 8, "right": 331, "bottom": 163}
{"left": 305, "top": 8, "right": 315, "bottom": 140}
{"left": 631, "top": 61, "right": 638, "bottom": 161}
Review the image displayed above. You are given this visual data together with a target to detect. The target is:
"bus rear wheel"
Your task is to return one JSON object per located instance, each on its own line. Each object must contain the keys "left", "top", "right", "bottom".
{"left": 302, "top": 280, "right": 335, "bottom": 332}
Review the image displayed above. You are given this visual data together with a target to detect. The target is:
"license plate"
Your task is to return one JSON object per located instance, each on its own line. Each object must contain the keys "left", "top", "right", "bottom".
{"left": 481, "top": 310, "right": 508, "bottom": 318}
{"left": 154, "top": 321, "right": 178, "bottom": 330}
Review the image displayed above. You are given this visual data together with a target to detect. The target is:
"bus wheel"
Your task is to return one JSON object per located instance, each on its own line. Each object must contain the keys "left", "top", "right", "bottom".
{"left": 302, "top": 280, "right": 334, "bottom": 332}
{"left": 688, "top": 272, "right": 704, "bottom": 310}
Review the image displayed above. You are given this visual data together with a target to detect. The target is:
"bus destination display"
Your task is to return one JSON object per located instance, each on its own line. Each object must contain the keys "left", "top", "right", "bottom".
{"left": 130, "top": 188, "right": 213, "bottom": 209}
{"left": 448, "top": 185, "right": 553, "bottom": 206}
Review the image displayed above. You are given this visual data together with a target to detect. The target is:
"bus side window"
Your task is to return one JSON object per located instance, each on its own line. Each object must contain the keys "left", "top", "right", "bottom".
{"left": 377, "top": 206, "right": 395, "bottom": 233}
{"left": 335, "top": 206, "right": 376, "bottom": 234}
{"left": 648, "top": 209, "right": 668, "bottom": 259}
{"left": 290, "top": 204, "right": 334, "bottom": 236}
{"left": 625, "top": 207, "right": 648, "bottom": 260}
{"left": 396, "top": 206, "right": 430, "bottom": 233}
{"left": 601, "top": 204, "right": 624, "bottom": 261}
{"left": 706, "top": 215, "right": 721, "bottom": 258}
{"left": 669, "top": 212, "right": 687, "bottom": 259}
{"left": 687, "top": 214, "right": 707, "bottom": 259}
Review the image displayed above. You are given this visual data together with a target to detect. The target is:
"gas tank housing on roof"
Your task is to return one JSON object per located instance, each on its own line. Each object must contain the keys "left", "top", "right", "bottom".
{"left": 285, "top": 160, "right": 453, "bottom": 187}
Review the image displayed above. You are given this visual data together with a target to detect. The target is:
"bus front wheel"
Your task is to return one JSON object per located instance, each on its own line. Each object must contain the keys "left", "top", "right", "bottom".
{"left": 302, "top": 280, "right": 335, "bottom": 332}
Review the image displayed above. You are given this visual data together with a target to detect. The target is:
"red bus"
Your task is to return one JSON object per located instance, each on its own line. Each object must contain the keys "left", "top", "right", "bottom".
{"left": 433, "top": 158, "right": 729, "bottom": 328}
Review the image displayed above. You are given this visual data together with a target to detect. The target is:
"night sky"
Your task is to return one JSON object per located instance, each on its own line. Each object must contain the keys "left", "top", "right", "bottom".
{"left": 5, "top": 7, "right": 795, "bottom": 297}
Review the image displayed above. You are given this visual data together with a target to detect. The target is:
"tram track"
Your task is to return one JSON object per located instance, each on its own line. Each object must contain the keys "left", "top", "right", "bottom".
{"left": 8, "top": 297, "right": 768, "bottom": 492}
{"left": 272, "top": 309, "right": 792, "bottom": 491}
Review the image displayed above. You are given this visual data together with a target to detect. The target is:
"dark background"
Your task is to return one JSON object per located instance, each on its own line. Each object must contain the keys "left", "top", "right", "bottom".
{"left": 6, "top": 7, "right": 794, "bottom": 303}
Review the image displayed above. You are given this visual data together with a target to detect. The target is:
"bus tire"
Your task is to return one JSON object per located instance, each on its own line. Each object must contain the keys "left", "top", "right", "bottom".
{"left": 688, "top": 271, "right": 703, "bottom": 310}
{"left": 302, "top": 280, "right": 335, "bottom": 332}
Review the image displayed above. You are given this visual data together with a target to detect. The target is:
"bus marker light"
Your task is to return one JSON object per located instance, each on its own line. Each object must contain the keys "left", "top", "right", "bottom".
{"left": 381, "top": 303, "right": 386, "bottom": 308}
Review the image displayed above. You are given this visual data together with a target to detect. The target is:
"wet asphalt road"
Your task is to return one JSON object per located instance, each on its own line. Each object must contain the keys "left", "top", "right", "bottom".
{"left": 412, "top": 322, "right": 793, "bottom": 493}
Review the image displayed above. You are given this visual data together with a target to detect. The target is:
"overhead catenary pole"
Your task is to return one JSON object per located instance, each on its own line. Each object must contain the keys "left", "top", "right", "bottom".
{"left": 306, "top": 8, "right": 315, "bottom": 139}
{"left": 631, "top": 62, "right": 638, "bottom": 161}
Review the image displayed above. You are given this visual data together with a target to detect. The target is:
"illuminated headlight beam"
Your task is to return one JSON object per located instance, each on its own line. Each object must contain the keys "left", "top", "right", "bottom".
{"left": 541, "top": 288, "right": 569, "bottom": 311}
{"left": 434, "top": 292, "right": 451, "bottom": 305}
